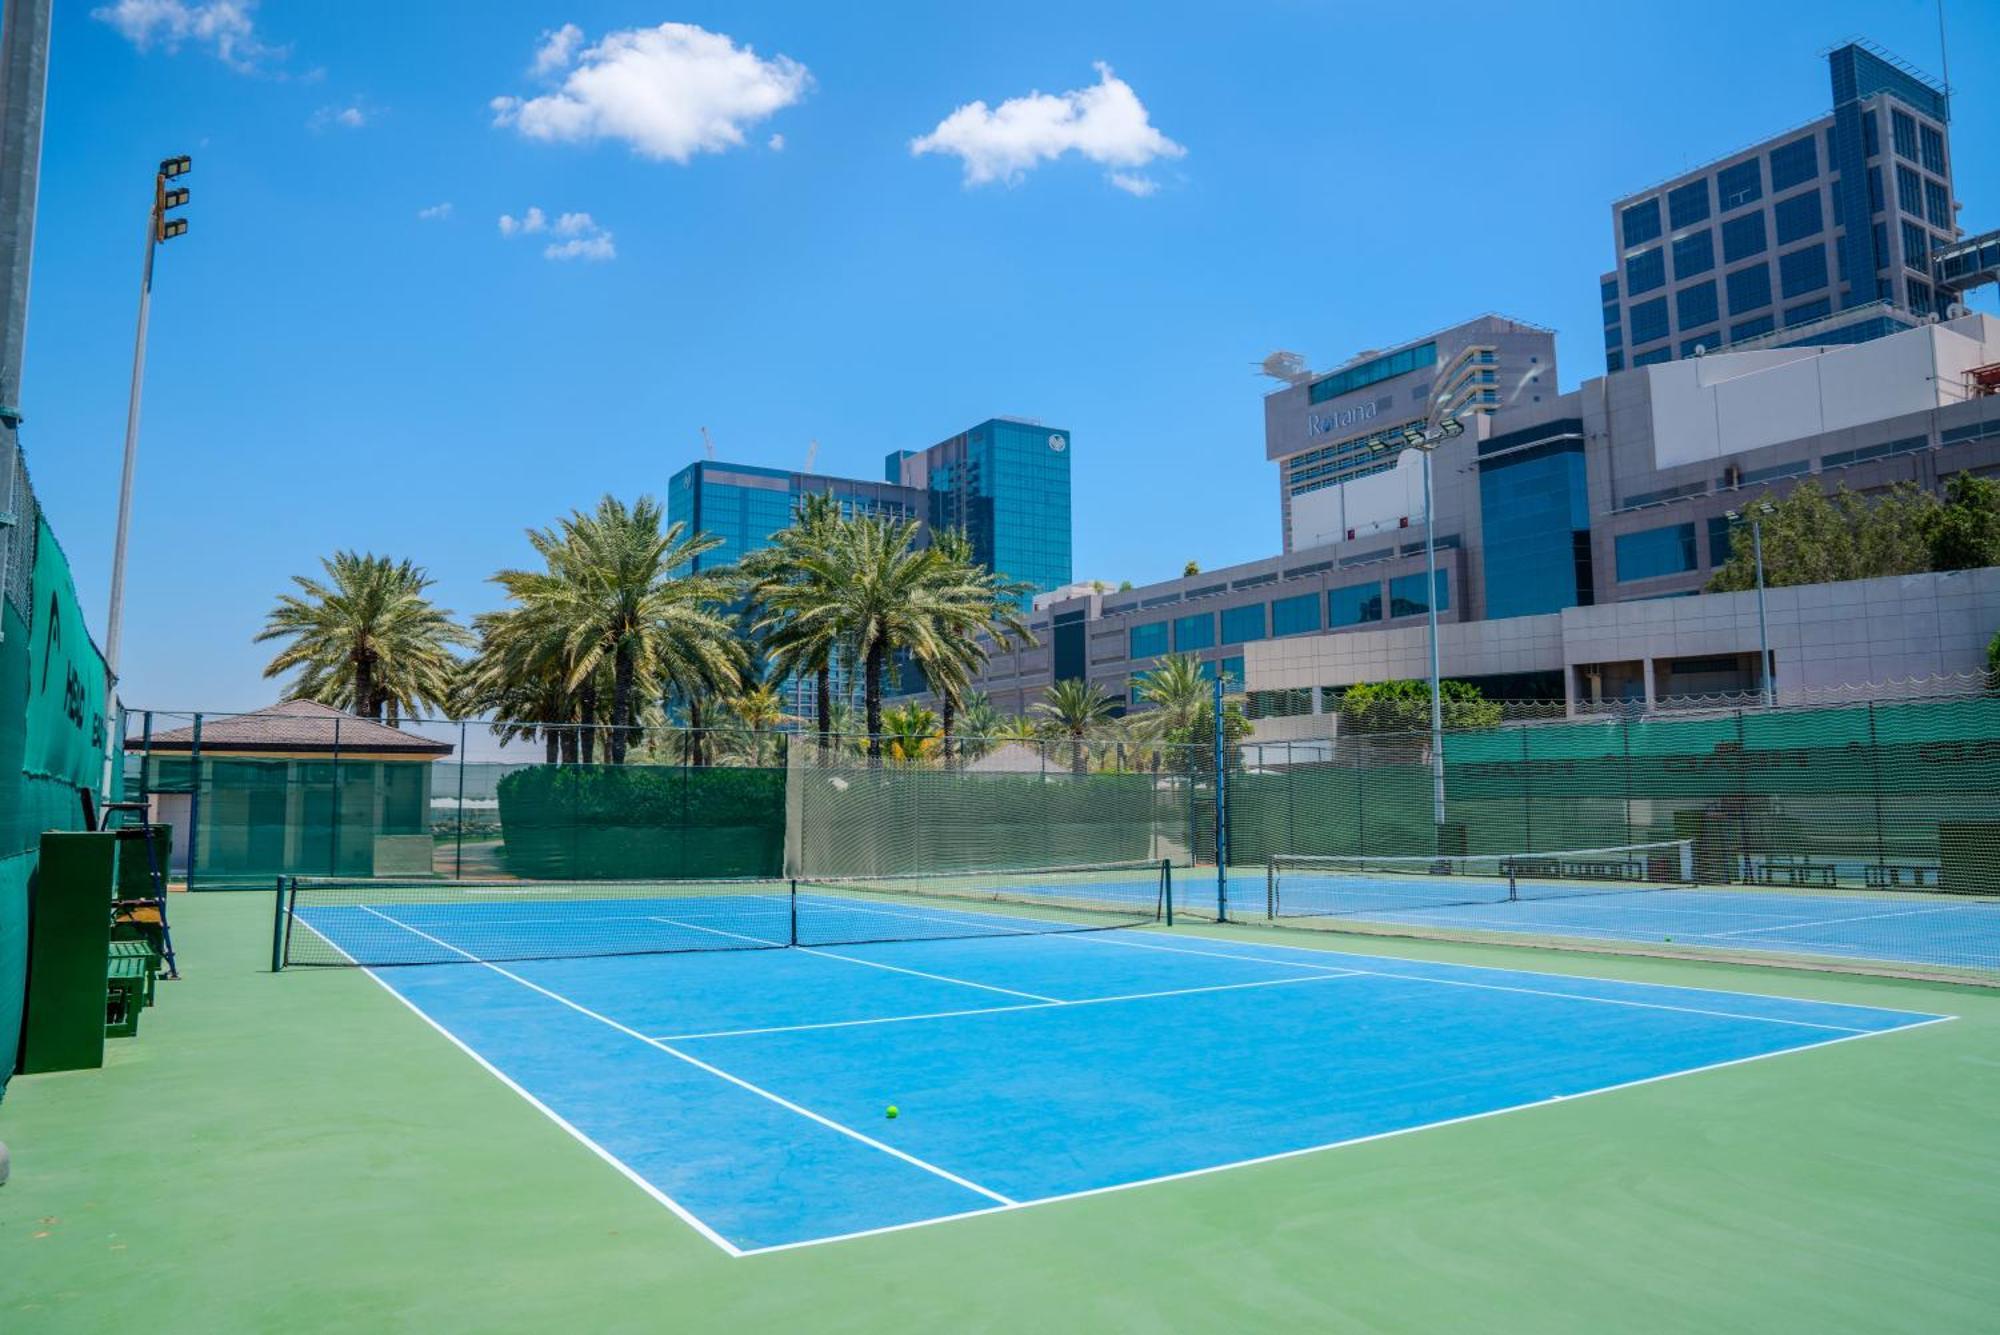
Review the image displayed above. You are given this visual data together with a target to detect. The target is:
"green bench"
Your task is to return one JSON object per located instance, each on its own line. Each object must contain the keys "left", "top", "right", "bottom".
{"left": 109, "top": 938, "right": 159, "bottom": 1007}
{"left": 106, "top": 955, "right": 148, "bottom": 1038}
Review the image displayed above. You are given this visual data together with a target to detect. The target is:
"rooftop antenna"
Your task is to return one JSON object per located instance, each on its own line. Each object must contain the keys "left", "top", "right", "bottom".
{"left": 1938, "top": 0, "right": 1951, "bottom": 104}
{"left": 700, "top": 426, "right": 715, "bottom": 461}
{"left": 804, "top": 437, "right": 819, "bottom": 473}
{"left": 1256, "top": 350, "right": 1312, "bottom": 386}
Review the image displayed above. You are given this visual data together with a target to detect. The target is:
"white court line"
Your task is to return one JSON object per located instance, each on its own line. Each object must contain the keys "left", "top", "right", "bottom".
{"left": 655, "top": 970, "right": 1363, "bottom": 1042}
{"left": 285, "top": 913, "right": 746, "bottom": 1256}
{"left": 735, "top": 1014, "right": 1958, "bottom": 1257}
{"left": 354, "top": 906, "right": 1017, "bottom": 1209}
{"left": 1706, "top": 902, "right": 1998, "bottom": 938}
{"left": 641, "top": 912, "right": 1058, "bottom": 1003}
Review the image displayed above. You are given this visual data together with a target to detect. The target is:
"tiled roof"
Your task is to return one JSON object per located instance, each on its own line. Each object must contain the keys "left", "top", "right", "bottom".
{"left": 130, "top": 699, "right": 454, "bottom": 755}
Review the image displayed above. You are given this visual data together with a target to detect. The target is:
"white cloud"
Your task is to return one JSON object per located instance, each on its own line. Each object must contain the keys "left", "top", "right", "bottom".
{"left": 498, "top": 207, "right": 547, "bottom": 236}
{"left": 532, "top": 23, "right": 584, "bottom": 76}
{"left": 911, "top": 62, "right": 1184, "bottom": 193}
{"left": 308, "top": 103, "right": 368, "bottom": 131}
{"left": 92, "top": 0, "right": 283, "bottom": 73}
{"left": 498, "top": 206, "right": 614, "bottom": 261}
{"left": 490, "top": 22, "right": 810, "bottom": 163}
{"left": 767, "top": 132, "right": 785, "bottom": 152}
{"left": 417, "top": 202, "right": 453, "bottom": 221}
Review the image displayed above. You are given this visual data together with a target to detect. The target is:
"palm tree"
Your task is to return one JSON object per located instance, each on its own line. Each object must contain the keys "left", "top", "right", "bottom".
{"left": 726, "top": 682, "right": 792, "bottom": 767}
{"left": 257, "top": 551, "right": 471, "bottom": 721}
{"left": 459, "top": 607, "right": 580, "bottom": 763}
{"left": 744, "top": 491, "right": 847, "bottom": 755}
{"left": 1032, "top": 678, "right": 1116, "bottom": 775}
{"left": 953, "top": 691, "right": 1006, "bottom": 764}
{"left": 879, "top": 702, "right": 940, "bottom": 765}
{"left": 496, "top": 497, "right": 743, "bottom": 765}
{"left": 913, "top": 529, "right": 1031, "bottom": 766}
{"left": 1132, "top": 653, "right": 1212, "bottom": 743}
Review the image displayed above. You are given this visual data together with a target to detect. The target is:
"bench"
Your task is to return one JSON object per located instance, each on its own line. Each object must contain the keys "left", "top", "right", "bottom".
{"left": 109, "top": 938, "right": 159, "bottom": 1007}
{"left": 106, "top": 955, "right": 148, "bottom": 1037}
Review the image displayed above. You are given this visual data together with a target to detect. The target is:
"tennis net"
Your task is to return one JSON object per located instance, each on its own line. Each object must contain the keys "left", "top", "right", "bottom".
{"left": 1267, "top": 839, "right": 1696, "bottom": 919}
{"left": 275, "top": 859, "right": 1170, "bottom": 968}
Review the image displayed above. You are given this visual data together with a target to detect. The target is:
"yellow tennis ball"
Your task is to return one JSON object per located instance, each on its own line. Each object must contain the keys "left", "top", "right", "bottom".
{"left": 885, "top": 1105, "right": 899, "bottom": 1119}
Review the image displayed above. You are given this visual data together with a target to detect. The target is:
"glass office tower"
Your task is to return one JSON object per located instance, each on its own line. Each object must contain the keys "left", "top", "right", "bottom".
{"left": 887, "top": 417, "right": 1074, "bottom": 608}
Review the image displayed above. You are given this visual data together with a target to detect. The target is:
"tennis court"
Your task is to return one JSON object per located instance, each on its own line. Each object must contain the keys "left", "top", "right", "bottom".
{"left": 283, "top": 874, "right": 1949, "bottom": 1254}
{"left": 1260, "top": 851, "right": 2000, "bottom": 973}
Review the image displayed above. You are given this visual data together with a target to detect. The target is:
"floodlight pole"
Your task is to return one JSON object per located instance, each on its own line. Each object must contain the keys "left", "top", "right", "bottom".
{"left": 1421, "top": 443, "right": 1445, "bottom": 829}
{"left": 105, "top": 157, "right": 190, "bottom": 685}
{"left": 1751, "top": 516, "right": 1773, "bottom": 708}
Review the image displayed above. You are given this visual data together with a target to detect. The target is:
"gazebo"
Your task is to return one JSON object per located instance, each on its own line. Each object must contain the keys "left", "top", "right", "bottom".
{"left": 126, "top": 700, "right": 454, "bottom": 883}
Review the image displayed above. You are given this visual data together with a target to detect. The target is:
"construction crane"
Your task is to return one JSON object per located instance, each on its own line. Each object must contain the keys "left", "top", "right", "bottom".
{"left": 804, "top": 438, "right": 819, "bottom": 474}
{"left": 700, "top": 426, "right": 715, "bottom": 460}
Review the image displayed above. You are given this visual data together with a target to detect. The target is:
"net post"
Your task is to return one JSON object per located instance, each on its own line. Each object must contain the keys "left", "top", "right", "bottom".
{"left": 1678, "top": 839, "right": 1695, "bottom": 885}
{"left": 1505, "top": 857, "right": 1519, "bottom": 902}
{"left": 1213, "top": 674, "right": 1228, "bottom": 923}
{"left": 453, "top": 720, "right": 467, "bottom": 881}
{"left": 1266, "top": 857, "right": 1276, "bottom": 919}
{"left": 1161, "top": 859, "right": 1172, "bottom": 926}
{"left": 270, "top": 875, "right": 288, "bottom": 972}
{"left": 788, "top": 879, "right": 798, "bottom": 946}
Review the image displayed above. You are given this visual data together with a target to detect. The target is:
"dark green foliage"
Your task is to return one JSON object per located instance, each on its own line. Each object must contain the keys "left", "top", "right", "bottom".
{"left": 1336, "top": 679, "right": 1502, "bottom": 732}
{"left": 1925, "top": 474, "right": 2000, "bottom": 572}
{"left": 496, "top": 764, "right": 785, "bottom": 879}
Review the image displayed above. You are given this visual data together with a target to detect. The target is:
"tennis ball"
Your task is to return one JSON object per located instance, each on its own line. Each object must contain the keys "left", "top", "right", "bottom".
{"left": 885, "top": 1105, "right": 899, "bottom": 1120}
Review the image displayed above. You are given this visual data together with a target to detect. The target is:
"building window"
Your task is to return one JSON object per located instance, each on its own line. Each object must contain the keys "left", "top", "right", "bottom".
{"left": 1729, "top": 314, "right": 1774, "bottom": 341}
{"left": 1129, "top": 621, "right": 1168, "bottom": 658}
{"left": 1628, "top": 296, "right": 1669, "bottom": 345}
{"left": 1778, "top": 246, "right": 1828, "bottom": 299}
{"left": 1773, "top": 191, "right": 1823, "bottom": 245}
{"left": 1706, "top": 515, "right": 1736, "bottom": 568}
{"left": 1920, "top": 123, "right": 1946, "bottom": 175}
{"left": 1892, "top": 109, "right": 1918, "bottom": 161}
{"left": 1784, "top": 297, "right": 1832, "bottom": 326}
{"left": 1925, "top": 178, "right": 1951, "bottom": 229}
{"left": 1872, "top": 222, "right": 1889, "bottom": 269}
{"left": 1479, "top": 441, "right": 1593, "bottom": 620}
{"left": 1614, "top": 523, "right": 1697, "bottom": 581}
{"left": 1625, "top": 247, "right": 1665, "bottom": 295}
{"left": 1219, "top": 603, "right": 1266, "bottom": 645}
{"left": 1726, "top": 264, "right": 1773, "bottom": 315}
{"left": 1717, "top": 159, "right": 1762, "bottom": 211}
{"left": 1721, "top": 211, "right": 1766, "bottom": 263}
{"left": 1862, "top": 110, "right": 1880, "bottom": 158}
{"left": 1622, "top": 198, "right": 1662, "bottom": 248}
{"left": 1604, "top": 323, "right": 1622, "bottom": 351}
{"left": 1672, "top": 229, "right": 1714, "bottom": 279}
{"left": 1667, "top": 179, "right": 1711, "bottom": 230}
{"left": 1632, "top": 346, "right": 1672, "bottom": 367}
{"left": 1324, "top": 583, "right": 1380, "bottom": 629}
{"left": 1676, "top": 280, "right": 1718, "bottom": 330}
{"left": 1271, "top": 592, "right": 1323, "bottom": 636}
{"left": 1869, "top": 166, "right": 1885, "bottom": 214}
{"left": 1908, "top": 278, "right": 1933, "bottom": 317}
{"left": 1896, "top": 164, "right": 1923, "bottom": 214}
{"left": 1600, "top": 277, "right": 1618, "bottom": 303}
{"left": 1606, "top": 350, "right": 1624, "bottom": 372}
{"left": 1681, "top": 331, "right": 1720, "bottom": 357}
{"left": 1173, "top": 612, "right": 1215, "bottom": 651}
{"left": 1901, "top": 221, "right": 1928, "bottom": 269}
{"left": 1388, "top": 570, "right": 1449, "bottom": 618}
{"left": 1769, "top": 136, "right": 1818, "bottom": 192}
{"left": 1309, "top": 342, "right": 1437, "bottom": 404}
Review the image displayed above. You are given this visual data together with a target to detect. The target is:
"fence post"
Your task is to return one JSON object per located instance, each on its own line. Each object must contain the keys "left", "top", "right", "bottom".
{"left": 329, "top": 716, "right": 341, "bottom": 876}
{"left": 185, "top": 713, "right": 202, "bottom": 891}
{"left": 1213, "top": 674, "right": 1228, "bottom": 922}
{"left": 1865, "top": 700, "right": 1887, "bottom": 881}
{"left": 1519, "top": 725, "right": 1532, "bottom": 854}
{"left": 454, "top": 720, "right": 467, "bottom": 881}
{"left": 138, "top": 710, "right": 153, "bottom": 806}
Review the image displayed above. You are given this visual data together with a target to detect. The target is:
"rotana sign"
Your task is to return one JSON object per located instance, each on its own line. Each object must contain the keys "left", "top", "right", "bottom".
{"left": 1307, "top": 400, "right": 1376, "bottom": 437}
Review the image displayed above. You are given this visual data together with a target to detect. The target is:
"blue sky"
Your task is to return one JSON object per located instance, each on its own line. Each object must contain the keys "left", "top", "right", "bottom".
{"left": 18, "top": 0, "right": 2000, "bottom": 710}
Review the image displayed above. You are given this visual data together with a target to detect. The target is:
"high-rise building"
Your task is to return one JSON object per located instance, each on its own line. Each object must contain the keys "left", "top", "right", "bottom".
{"left": 1261, "top": 315, "right": 1558, "bottom": 552}
{"left": 887, "top": 417, "right": 1074, "bottom": 605}
{"left": 1601, "top": 41, "right": 1959, "bottom": 371}
{"left": 666, "top": 461, "right": 918, "bottom": 574}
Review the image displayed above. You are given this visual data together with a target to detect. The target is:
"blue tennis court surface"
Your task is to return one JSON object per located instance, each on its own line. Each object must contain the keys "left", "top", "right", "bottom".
{"left": 301, "top": 896, "right": 1950, "bottom": 1255}
{"left": 1251, "top": 871, "right": 2000, "bottom": 972}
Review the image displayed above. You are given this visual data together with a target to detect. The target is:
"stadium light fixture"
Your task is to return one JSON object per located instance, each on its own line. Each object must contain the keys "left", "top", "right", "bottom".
{"left": 106, "top": 154, "right": 193, "bottom": 684}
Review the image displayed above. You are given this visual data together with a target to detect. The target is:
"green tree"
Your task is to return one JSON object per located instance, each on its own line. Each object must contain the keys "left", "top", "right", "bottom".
{"left": 459, "top": 605, "right": 592, "bottom": 763}
{"left": 914, "top": 528, "right": 1031, "bottom": 766}
{"left": 1924, "top": 473, "right": 2000, "bottom": 572}
{"left": 879, "top": 702, "right": 940, "bottom": 765}
{"left": 1706, "top": 484, "right": 1936, "bottom": 592}
{"left": 1988, "top": 630, "right": 2000, "bottom": 691}
{"left": 1132, "top": 653, "right": 1250, "bottom": 763}
{"left": 1031, "top": 678, "right": 1117, "bottom": 775}
{"left": 1336, "top": 679, "right": 1502, "bottom": 733}
{"left": 257, "top": 551, "right": 471, "bottom": 721}
{"left": 744, "top": 491, "right": 848, "bottom": 754}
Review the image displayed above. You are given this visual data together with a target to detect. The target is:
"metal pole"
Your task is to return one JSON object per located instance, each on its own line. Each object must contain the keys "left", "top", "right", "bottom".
{"left": 185, "top": 713, "right": 202, "bottom": 891}
{"left": 104, "top": 209, "right": 157, "bottom": 682}
{"left": 454, "top": 720, "right": 467, "bottom": 881}
{"left": 1752, "top": 518, "right": 1773, "bottom": 708}
{"left": 1213, "top": 672, "right": 1228, "bottom": 921}
{"left": 1423, "top": 445, "right": 1446, "bottom": 833}
{"left": 0, "top": 0, "right": 53, "bottom": 686}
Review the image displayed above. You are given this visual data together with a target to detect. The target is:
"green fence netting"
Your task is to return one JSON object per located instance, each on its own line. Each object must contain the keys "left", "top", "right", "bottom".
{"left": 3, "top": 508, "right": 112, "bottom": 1096}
